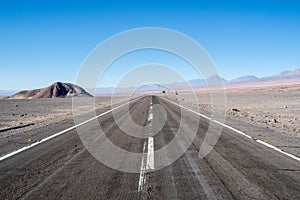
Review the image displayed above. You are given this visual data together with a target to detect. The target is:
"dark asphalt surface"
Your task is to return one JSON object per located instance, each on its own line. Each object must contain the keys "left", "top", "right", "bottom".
{"left": 0, "top": 96, "right": 299, "bottom": 199}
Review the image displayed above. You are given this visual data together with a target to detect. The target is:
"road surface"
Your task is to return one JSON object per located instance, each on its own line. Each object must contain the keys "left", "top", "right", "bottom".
{"left": 0, "top": 96, "right": 299, "bottom": 199}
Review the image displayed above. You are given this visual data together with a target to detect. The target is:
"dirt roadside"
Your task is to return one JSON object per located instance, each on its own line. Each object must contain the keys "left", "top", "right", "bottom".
{"left": 164, "top": 82, "right": 300, "bottom": 157}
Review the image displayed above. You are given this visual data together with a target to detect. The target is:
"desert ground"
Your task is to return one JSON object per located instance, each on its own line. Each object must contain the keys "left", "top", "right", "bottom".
{"left": 0, "top": 83, "right": 300, "bottom": 199}
{"left": 0, "top": 96, "right": 129, "bottom": 139}
{"left": 165, "top": 80, "right": 300, "bottom": 157}
{"left": 0, "top": 81, "right": 299, "bottom": 158}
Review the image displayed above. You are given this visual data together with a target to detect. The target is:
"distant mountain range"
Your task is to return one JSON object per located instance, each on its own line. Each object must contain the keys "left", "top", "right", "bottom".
{"left": 94, "top": 68, "right": 300, "bottom": 94}
{"left": 186, "top": 68, "right": 300, "bottom": 87}
{"left": 229, "top": 75, "right": 259, "bottom": 83}
{"left": 188, "top": 75, "right": 228, "bottom": 86}
{"left": 4, "top": 82, "right": 92, "bottom": 99}
{"left": 166, "top": 68, "right": 300, "bottom": 89}
{"left": 1, "top": 69, "right": 300, "bottom": 97}
{"left": 259, "top": 69, "right": 300, "bottom": 82}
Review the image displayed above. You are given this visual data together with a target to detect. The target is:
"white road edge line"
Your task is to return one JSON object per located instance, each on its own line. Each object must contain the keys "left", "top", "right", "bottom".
{"left": 161, "top": 97, "right": 300, "bottom": 162}
{"left": 0, "top": 97, "right": 142, "bottom": 162}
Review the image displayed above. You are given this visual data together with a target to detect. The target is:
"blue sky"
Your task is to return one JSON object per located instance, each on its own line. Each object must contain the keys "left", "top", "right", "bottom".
{"left": 1, "top": 0, "right": 300, "bottom": 90}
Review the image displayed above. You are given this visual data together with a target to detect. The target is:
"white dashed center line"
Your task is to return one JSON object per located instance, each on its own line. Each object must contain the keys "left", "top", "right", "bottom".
{"left": 146, "top": 136, "right": 154, "bottom": 170}
{"left": 138, "top": 97, "right": 155, "bottom": 192}
{"left": 138, "top": 141, "right": 147, "bottom": 192}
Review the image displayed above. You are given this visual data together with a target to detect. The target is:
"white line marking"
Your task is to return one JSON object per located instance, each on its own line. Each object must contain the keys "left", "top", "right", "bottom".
{"left": 212, "top": 120, "right": 252, "bottom": 139}
{"left": 149, "top": 113, "right": 153, "bottom": 120}
{"left": 148, "top": 104, "right": 153, "bottom": 122}
{"left": 256, "top": 140, "right": 300, "bottom": 161}
{"left": 0, "top": 97, "right": 142, "bottom": 162}
{"left": 146, "top": 136, "right": 155, "bottom": 170}
{"left": 138, "top": 100, "right": 155, "bottom": 192}
{"left": 138, "top": 141, "right": 147, "bottom": 192}
{"left": 161, "top": 97, "right": 300, "bottom": 162}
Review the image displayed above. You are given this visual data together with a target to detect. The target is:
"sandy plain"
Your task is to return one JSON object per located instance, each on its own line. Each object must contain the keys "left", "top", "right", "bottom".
{"left": 0, "top": 96, "right": 130, "bottom": 139}
{"left": 0, "top": 81, "right": 300, "bottom": 157}
{"left": 164, "top": 80, "right": 300, "bottom": 157}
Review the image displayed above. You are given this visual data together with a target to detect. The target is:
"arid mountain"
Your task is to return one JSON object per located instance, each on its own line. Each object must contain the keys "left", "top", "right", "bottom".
{"left": 91, "top": 69, "right": 300, "bottom": 94}
{"left": 230, "top": 75, "right": 259, "bottom": 83}
{"left": 260, "top": 69, "right": 300, "bottom": 81}
{"left": 188, "top": 75, "right": 228, "bottom": 87}
{"left": 2, "top": 69, "right": 299, "bottom": 97}
{"left": 5, "top": 82, "right": 93, "bottom": 99}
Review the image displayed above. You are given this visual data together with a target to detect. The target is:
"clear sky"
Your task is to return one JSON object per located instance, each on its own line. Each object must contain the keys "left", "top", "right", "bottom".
{"left": 1, "top": 0, "right": 300, "bottom": 90}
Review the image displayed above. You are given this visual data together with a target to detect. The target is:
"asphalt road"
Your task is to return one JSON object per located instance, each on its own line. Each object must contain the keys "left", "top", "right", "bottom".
{"left": 0, "top": 96, "right": 299, "bottom": 199}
